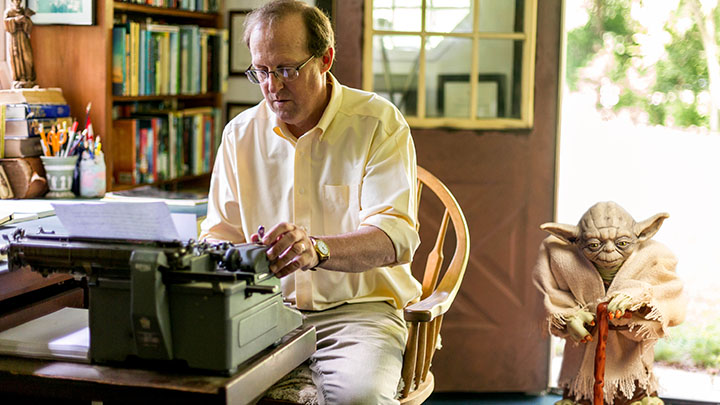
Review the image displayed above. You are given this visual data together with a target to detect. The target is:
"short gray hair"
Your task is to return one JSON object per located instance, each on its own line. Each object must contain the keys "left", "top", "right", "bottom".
{"left": 243, "top": 0, "right": 335, "bottom": 58}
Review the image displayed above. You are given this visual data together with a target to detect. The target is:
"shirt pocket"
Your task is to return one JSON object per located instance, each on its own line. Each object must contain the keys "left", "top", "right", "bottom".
{"left": 322, "top": 184, "right": 360, "bottom": 234}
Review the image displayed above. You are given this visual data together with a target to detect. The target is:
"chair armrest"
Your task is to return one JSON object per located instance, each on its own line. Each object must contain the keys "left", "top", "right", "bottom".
{"left": 404, "top": 290, "right": 453, "bottom": 323}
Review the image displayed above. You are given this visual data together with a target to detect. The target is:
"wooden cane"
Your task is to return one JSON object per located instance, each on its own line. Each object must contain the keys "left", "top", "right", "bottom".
{"left": 594, "top": 302, "right": 609, "bottom": 405}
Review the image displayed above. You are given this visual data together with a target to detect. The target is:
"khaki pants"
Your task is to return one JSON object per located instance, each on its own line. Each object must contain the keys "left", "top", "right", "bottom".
{"left": 303, "top": 301, "right": 407, "bottom": 405}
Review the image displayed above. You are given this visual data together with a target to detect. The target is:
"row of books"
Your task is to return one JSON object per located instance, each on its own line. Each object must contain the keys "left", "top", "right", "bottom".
{"left": 112, "top": 107, "right": 222, "bottom": 185}
{"left": 115, "top": 0, "right": 220, "bottom": 13}
{"left": 112, "top": 19, "right": 228, "bottom": 97}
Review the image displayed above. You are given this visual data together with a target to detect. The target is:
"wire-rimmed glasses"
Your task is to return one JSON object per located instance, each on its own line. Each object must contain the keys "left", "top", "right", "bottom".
{"left": 245, "top": 55, "right": 315, "bottom": 84}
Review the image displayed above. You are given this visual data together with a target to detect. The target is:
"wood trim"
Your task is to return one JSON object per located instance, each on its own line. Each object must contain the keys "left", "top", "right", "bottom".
{"left": 0, "top": 269, "right": 72, "bottom": 302}
{"left": 0, "top": 287, "right": 84, "bottom": 332}
{"left": 113, "top": 2, "right": 219, "bottom": 22}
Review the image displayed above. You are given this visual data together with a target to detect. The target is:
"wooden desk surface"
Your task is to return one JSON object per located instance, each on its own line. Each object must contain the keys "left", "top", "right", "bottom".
{"left": 0, "top": 325, "right": 315, "bottom": 405}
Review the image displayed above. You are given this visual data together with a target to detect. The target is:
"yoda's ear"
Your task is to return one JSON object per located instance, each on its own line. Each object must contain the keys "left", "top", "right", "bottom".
{"left": 540, "top": 222, "right": 580, "bottom": 244}
{"left": 634, "top": 213, "right": 669, "bottom": 242}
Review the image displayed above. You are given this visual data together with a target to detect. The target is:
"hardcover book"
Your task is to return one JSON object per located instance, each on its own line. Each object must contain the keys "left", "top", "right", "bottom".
{"left": 3, "top": 137, "right": 43, "bottom": 157}
{"left": 3, "top": 116, "right": 73, "bottom": 139}
{"left": 4, "top": 103, "right": 71, "bottom": 119}
{"left": 0, "top": 88, "right": 67, "bottom": 105}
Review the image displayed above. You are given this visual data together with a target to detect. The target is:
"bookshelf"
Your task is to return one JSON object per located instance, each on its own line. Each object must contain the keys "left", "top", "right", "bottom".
{"left": 31, "top": 1, "right": 226, "bottom": 192}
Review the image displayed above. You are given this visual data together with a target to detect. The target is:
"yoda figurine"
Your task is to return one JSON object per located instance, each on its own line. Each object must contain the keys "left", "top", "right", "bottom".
{"left": 533, "top": 202, "right": 686, "bottom": 405}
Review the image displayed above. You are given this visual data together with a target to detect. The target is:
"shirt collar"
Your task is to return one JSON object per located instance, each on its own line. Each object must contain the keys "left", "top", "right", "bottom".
{"left": 270, "top": 72, "right": 342, "bottom": 143}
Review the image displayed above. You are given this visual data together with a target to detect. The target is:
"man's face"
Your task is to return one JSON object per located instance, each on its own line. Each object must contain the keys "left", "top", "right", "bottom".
{"left": 248, "top": 14, "right": 329, "bottom": 136}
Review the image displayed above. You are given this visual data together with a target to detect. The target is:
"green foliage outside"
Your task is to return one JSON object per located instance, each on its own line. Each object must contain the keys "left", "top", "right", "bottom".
{"left": 566, "top": 0, "right": 720, "bottom": 129}
{"left": 655, "top": 318, "right": 720, "bottom": 371}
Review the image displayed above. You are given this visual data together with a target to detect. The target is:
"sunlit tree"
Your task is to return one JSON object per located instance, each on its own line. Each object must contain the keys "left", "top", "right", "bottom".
{"left": 566, "top": 0, "right": 720, "bottom": 131}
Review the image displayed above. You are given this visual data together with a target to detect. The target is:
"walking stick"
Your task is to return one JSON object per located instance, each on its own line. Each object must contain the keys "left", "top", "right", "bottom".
{"left": 594, "top": 302, "right": 609, "bottom": 405}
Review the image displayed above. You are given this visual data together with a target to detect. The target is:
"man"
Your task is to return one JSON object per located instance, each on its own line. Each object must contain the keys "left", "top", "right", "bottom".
{"left": 199, "top": 1, "right": 422, "bottom": 403}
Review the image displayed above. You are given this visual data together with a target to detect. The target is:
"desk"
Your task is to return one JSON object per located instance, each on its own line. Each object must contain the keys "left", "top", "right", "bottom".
{"left": 0, "top": 325, "right": 315, "bottom": 404}
{"left": 0, "top": 215, "right": 85, "bottom": 332}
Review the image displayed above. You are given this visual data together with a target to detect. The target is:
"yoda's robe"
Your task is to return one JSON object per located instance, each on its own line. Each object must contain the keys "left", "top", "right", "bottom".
{"left": 533, "top": 236, "right": 686, "bottom": 405}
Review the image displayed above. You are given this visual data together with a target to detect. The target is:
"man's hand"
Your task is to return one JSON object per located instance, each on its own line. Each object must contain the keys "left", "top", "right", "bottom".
{"left": 566, "top": 309, "right": 595, "bottom": 343}
{"left": 251, "top": 222, "right": 318, "bottom": 278}
{"left": 607, "top": 293, "right": 633, "bottom": 320}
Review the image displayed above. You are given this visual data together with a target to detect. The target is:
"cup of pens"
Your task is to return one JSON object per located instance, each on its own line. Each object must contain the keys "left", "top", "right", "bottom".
{"left": 40, "top": 155, "right": 79, "bottom": 198}
{"left": 38, "top": 121, "right": 82, "bottom": 199}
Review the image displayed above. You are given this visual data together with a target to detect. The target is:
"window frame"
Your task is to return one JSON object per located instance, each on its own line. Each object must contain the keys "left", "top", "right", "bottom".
{"left": 362, "top": 0, "right": 537, "bottom": 130}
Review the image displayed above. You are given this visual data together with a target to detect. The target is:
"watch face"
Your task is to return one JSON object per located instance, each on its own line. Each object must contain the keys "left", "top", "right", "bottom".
{"left": 316, "top": 239, "right": 330, "bottom": 256}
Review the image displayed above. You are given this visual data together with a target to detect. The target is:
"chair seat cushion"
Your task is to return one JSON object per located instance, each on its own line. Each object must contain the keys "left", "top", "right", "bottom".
{"left": 263, "top": 363, "right": 319, "bottom": 405}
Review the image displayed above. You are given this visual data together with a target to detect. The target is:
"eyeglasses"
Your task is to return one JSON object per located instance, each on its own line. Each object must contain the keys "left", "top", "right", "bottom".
{"left": 245, "top": 55, "right": 315, "bottom": 84}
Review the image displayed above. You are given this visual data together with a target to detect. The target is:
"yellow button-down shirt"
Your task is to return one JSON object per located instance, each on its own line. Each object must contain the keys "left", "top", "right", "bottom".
{"left": 200, "top": 74, "right": 421, "bottom": 311}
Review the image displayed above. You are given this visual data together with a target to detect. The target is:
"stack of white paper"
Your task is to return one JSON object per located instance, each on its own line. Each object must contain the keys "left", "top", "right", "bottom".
{"left": 0, "top": 307, "right": 89, "bottom": 362}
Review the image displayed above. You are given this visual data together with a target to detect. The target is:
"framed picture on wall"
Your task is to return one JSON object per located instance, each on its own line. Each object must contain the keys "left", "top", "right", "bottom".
{"left": 226, "top": 103, "right": 254, "bottom": 123}
{"left": 437, "top": 74, "right": 507, "bottom": 119}
{"left": 229, "top": 11, "right": 252, "bottom": 76}
{"left": 27, "top": 0, "right": 95, "bottom": 25}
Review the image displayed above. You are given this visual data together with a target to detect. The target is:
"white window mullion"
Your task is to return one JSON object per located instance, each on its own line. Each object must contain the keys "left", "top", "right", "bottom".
{"left": 417, "top": 0, "right": 427, "bottom": 119}
{"left": 469, "top": 0, "right": 480, "bottom": 121}
{"left": 362, "top": 0, "right": 374, "bottom": 92}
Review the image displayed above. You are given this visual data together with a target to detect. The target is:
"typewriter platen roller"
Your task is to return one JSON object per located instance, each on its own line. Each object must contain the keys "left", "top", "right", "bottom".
{"left": 2, "top": 228, "right": 304, "bottom": 374}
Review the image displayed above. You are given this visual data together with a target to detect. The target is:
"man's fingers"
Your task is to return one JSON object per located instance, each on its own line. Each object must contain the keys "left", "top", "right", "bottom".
{"left": 272, "top": 258, "right": 303, "bottom": 278}
{"left": 269, "top": 240, "right": 314, "bottom": 276}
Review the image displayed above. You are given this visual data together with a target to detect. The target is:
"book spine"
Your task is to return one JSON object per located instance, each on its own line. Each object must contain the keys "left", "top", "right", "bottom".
{"left": 112, "top": 26, "right": 126, "bottom": 96}
{"left": 111, "top": 119, "right": 137, "bottom": 184}
{"left": 203, "top": 112, "right": 211, "bottom": 173}
{"left": 139, "top": 26, "right": 147, "bottom": 96}
{"left": 25, "top": 104, "right": 71, "bottom": 119}
{"left": 169, "top": 30, "right": 179, "bottom": 96}
{"left": 200, "top": 30, "right": 208, "bottom": 94}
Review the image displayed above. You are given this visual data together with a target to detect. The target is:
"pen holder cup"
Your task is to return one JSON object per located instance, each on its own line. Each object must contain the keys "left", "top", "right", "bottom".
{"left": 80, "top": 154, "right": 106, "bottom": 198}
{"left": 40, "top": 155, "right": 79, "bottom": 199}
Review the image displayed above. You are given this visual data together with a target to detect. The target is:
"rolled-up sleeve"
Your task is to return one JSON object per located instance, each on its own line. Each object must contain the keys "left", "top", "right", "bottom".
{"left": 359, "top": 116, "right": 419, "bottom": 265}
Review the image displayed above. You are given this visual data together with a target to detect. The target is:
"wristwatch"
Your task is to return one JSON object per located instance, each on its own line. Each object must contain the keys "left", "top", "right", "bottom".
{"left": 309, "top": 236, "right": 330, "bottom": 268}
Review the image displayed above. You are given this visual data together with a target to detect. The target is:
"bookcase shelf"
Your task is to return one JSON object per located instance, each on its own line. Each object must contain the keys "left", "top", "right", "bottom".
{"left": 111, "top": 173, "right": 211, "bottom": 192}
{"left": 31, "top": 0, "right": 225, "bottom": 193}
{"left": 113, "top": 2, "right": 220, "bottom": 23}
{"left": 113, "top": 93, "right": 220, "bottom": 103}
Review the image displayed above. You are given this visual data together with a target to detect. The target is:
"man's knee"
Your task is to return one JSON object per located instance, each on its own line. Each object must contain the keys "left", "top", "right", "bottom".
{"left": 318, "top": 370, "right": 399, "bottom": 405}
{"left": 320, "top": 375, "right": 399, "bottom": 405}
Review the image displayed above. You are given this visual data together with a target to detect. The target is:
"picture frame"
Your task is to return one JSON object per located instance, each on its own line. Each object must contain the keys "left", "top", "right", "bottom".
{"left": 437, "top": 74, "right": 506, "bottom": 118}
{"left": 226, "top": 102, "right": 254, "bottom": 123}
{"left": 27, "top": 0, "right": 95, "bottom": 26}
{"left": 229, "top": 11, "right": 252, "bottom": 76}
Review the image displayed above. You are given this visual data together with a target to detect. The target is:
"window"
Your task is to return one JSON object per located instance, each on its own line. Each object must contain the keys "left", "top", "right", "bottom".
{"left": 363, "top": 0, "right": 537, "bottom": 129}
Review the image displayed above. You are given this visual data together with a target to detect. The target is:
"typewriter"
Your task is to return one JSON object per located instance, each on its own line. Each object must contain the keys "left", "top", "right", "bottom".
{"left": 1, "top": 227, "right": 304, "bottom": 374}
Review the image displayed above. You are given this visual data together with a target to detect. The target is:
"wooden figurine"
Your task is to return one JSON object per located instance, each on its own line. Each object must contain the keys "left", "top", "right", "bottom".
{"left": 4, "top": 0, "right": 36, "bottom": 89}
